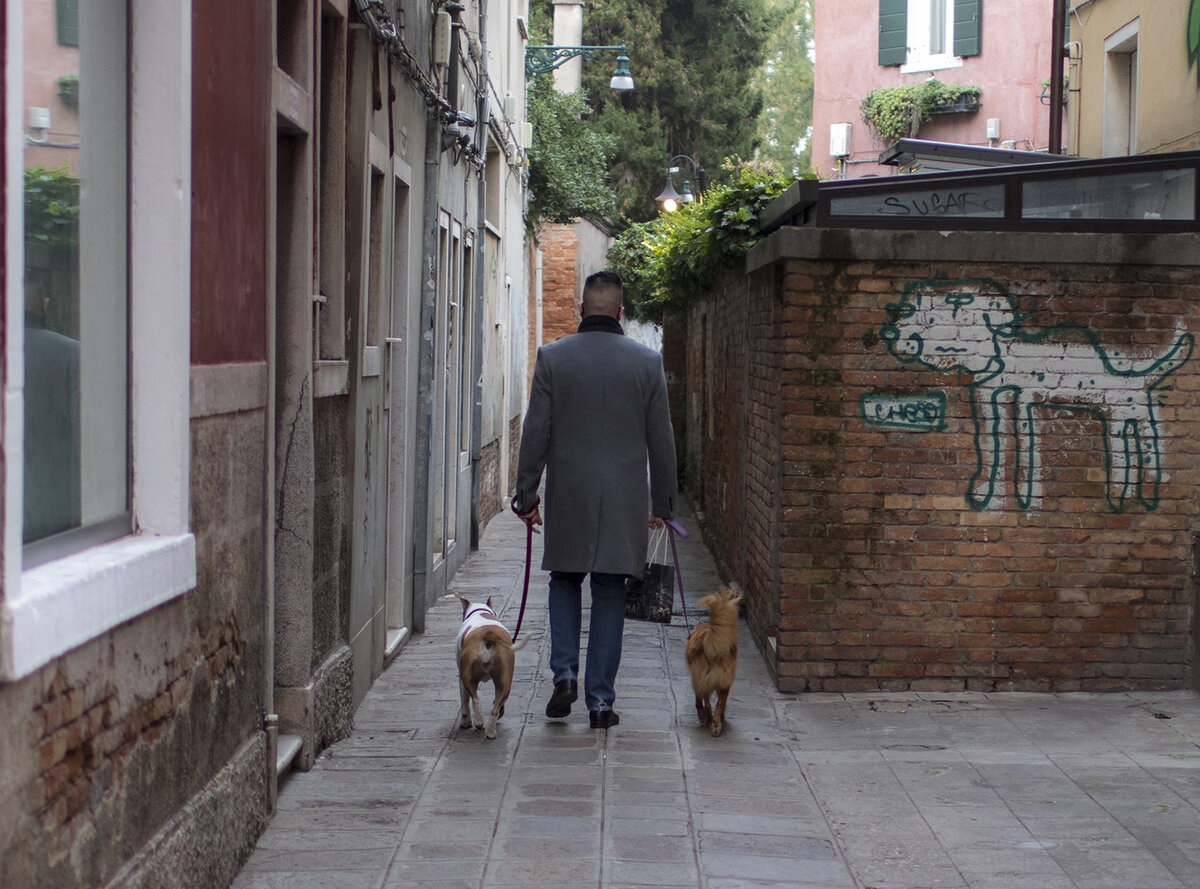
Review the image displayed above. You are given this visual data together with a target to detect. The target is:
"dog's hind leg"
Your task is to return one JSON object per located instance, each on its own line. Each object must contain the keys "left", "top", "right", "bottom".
{"left": 486, "top": 690, "right": 507, "bottom": 740}
{"left": 459, "top": 680, "right": 474, "bottom": 729}
{"left": 711, "top": 687, "right": 731, "bottom": 737}
{"left": 1013, "top": 398, "right": 1041, "bottom": 510}
{"left": 467, "top": 682, "right": 486, "bottom": 732}
{"left": 695, "top": 693, "right": 711, "bottom": 727}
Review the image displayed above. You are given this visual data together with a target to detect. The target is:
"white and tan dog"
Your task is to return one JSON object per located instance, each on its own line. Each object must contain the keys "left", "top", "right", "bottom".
{"left": 457, "top": 597, "right": 528, "bottom": 739}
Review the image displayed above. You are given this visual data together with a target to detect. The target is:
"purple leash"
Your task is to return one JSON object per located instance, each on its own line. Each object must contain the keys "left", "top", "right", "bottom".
{"left": 664, "top": 518, "right": 691, "bottom": 632}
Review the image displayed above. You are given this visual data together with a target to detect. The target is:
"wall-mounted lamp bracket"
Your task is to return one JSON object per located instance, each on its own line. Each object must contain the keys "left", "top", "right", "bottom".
{"left": 524, "top": 44, "right": 626, "bottom": 77}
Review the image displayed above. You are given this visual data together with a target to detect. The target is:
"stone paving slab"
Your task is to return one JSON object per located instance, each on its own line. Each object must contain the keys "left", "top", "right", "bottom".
{"left": 230, "top": 501, "right": 1200, "bottom": 889}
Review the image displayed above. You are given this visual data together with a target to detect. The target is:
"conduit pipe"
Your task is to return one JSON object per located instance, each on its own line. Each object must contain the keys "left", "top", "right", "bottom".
{"left": 470, "top": 0, "right": 489, "bottom": 547}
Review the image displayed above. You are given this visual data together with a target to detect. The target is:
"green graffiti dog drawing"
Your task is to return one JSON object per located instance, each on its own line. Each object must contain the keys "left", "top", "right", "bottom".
{"left": 879, "top": 280, "right": 1193, "bottom": 512}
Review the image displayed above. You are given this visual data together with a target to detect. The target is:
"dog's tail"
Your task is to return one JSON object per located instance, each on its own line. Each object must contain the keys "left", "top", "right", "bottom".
{"left": 699, "top": 585, "right": 744, "bottom": 625}
{"left": 479, "top": 626, "right": 530, "bottom": 652}
{"left": 1146, "top": 330, "right": 1194, "bottom": 390}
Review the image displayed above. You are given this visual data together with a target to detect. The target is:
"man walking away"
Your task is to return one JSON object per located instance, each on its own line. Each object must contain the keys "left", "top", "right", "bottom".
{"left": 513, "top": 270, "right": 677, "bottom": 729}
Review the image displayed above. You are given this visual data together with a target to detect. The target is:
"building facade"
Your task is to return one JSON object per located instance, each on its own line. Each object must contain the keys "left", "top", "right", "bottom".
{"left": 0, "top": 1, "right": 532, "bottom": 887}
{"left": 1064, "top": 0, "right": 1200, "bottom": 157}
{"left": 812, "top": 0, "right": 1057, "bottom": 178}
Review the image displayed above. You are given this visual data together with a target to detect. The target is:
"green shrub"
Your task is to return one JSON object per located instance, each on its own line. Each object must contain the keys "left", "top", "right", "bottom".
{"left": 608, "top": 160, "right": 807, "bottom": 322}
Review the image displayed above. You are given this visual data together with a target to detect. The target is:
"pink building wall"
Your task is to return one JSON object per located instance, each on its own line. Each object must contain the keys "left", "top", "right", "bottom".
{"left": 23, "top": 0, "right": 78, "bottom": 173}
{"left": 812, "top": 0, "right": 1056, "bottom": 179}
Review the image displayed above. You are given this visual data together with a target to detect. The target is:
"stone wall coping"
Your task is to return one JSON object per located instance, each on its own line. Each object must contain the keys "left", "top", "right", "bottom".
{"left": 747, "top": 227, "right": 1200, "bottom": 274}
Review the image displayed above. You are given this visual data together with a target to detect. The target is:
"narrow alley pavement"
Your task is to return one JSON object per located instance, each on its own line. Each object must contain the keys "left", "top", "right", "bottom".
{"left": 230, "top": 500, "right": 1200, "bottom": 889}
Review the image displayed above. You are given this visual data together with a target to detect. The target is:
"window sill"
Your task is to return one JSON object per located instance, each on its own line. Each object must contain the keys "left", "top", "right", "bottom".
{"left": 901, "top": 55, "right": 964, "bottom": 75}
{"left": 2, "top": 532, "right": 197, "bottom": 680}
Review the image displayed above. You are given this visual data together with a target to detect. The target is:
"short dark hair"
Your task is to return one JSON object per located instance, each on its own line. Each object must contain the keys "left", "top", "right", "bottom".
{"left": 585, "top": 270, "right": 622, "bottom": 289}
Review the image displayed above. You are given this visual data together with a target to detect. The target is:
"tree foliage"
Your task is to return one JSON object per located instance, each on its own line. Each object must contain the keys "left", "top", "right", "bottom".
{"left": 531, "top": 0, "right": 779, "bottom": 222}
{"left": 607, "top": 160, "right": 804, "bottom": 321}
{"left": 753, "top": 0, "right": 814, "bottom": 177}
{"left": 24, "top": 166, "right": 79, "bottom": 247}
{"left": 525, "top": 75, "right": 616, "bottom": 230}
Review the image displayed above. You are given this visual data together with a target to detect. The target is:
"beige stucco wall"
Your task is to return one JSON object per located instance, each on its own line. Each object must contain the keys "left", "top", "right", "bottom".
{"left": 1069, "top": 0, "right": 1200, "bottom": 156}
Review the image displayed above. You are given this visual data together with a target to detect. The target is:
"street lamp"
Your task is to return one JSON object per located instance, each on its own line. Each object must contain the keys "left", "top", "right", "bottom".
{"left": 524, "top": 44, "right": 635, "bottom": 90}
{"left": 655, "top": 155, "right": 707, "bottom": 212}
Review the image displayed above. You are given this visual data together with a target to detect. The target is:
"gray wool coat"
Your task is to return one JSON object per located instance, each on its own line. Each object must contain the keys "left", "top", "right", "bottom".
{"left": 515, "top": 319, "right": 677, "bottom": 578}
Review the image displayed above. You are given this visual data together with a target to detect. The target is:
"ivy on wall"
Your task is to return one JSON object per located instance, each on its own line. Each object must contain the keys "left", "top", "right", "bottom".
{"left": 859, "top": 80, "right": 982, "bottom": 146}
{"left": 607, "top": 160, "right": 808, "bottom": 321}
{"left": 1189, "top": 0, "right": 1200, "bottom": 84}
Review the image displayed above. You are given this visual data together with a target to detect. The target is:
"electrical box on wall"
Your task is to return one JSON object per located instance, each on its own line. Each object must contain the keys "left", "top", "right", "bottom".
{"left": 27, "top": 107, "right": 51, "bottom": 130}
{"left": 434, "top": 11, "right": 452, "bottom": 67}
{"left": 986, "top": 118, "right": 1001, "bottom": 140}
{"left": 520, "top": 122, "right": 533, "bottom": 149}
{"left": 830, "top": 122, "right": 851, "bottom": 158}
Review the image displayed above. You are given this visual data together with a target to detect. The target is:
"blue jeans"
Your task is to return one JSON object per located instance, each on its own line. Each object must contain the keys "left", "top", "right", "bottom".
{"left": 548, "top": 571, "right": 628, "bottom": 712}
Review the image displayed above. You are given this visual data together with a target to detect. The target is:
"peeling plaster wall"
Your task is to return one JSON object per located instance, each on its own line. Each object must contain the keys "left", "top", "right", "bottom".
{"left": 0, "top": 406, "right": 269, "bottom": 889}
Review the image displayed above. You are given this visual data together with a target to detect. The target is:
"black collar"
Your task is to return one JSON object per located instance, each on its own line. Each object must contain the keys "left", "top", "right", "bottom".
{"left": 578, "top": 314, "right": 624, "bottom": 335}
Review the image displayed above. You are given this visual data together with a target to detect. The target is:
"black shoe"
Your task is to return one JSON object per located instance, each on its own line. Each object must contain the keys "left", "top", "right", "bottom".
{"left": 589, "top": 709, "right": 620, "bottom": 729}
{"left": 545, "top": 679, "right": 577, "bottom": 718}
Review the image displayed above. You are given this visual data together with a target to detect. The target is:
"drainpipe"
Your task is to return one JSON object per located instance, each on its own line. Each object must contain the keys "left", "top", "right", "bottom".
{"left": 1049, "top": 0, "right": 1066, "bottom": 153}
{"left": 470, "top": 0, "right": 489, "bottom": 548}
{"left": 262, "top": 70, "right": 279, "bottom": 812}
{"left": 535, "top": 248, "right": 543, "bottom": 348}
{"left": 411, "top": 107, "right": 442, "bottom": 633}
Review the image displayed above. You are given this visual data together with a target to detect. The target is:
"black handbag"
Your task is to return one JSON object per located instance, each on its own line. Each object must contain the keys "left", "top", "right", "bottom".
{"left": 625, "top": 528, "right": 674, "bottom": 623}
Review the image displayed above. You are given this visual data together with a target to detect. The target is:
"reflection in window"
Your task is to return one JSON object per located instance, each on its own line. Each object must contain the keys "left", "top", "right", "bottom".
{"left": 24, "top": 0, "right": 129, "bottom": 552}
{"left": 929, "top": 0, "right": 946, "bottom": 55}
{"left": 1022, "top": 168, "right": 1196, "bottom": 221}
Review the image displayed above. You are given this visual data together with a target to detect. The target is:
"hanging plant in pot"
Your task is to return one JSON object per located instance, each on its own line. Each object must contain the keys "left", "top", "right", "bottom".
{"left": 860, "top": 80, "right": 982, "bottom": 145}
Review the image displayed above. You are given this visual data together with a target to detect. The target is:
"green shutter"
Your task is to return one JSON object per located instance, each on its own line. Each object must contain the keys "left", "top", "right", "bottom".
{"left": 879, "top": 0, "right": 908, "bottom": 66}
{"left": 56, "top": 0, "right": 79, "bottom": 47}
{"left": 953, "top": 0, "right": 982, "bottom": 57}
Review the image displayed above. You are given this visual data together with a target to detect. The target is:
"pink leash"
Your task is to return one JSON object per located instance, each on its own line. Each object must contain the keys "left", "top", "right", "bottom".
{"left": 509, "top": 497, "right": 537, "bottom": 643}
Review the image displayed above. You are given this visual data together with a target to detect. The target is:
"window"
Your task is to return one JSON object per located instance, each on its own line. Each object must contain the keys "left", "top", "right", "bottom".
{"left": 24, "top": 0, "right": 128, "bottom": 561}
{"left": 3, "top": 0, "right": 195, "bottom": 680}
{"left": 879, "top": 0, "right": 981, "bottom": 71}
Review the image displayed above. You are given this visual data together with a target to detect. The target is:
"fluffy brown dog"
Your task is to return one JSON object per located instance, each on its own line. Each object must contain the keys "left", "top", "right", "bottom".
{"left": 685, "top": 585, "right": 743, "bottom": 737}
{"left": 457, "top": 597, "right": 528, "bottom": 739}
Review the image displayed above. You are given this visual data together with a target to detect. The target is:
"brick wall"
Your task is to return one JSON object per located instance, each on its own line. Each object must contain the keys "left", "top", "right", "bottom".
{"left": 540, "top": 223, "right": 582, "bottom": 344}
{"left": 689, "top": 229, "right": 1200, "bottom": 692}
{"left": 508, "top": 414, "right": 521, "bottom": 495}
{"left": 479, "top": 438, "right": 502, "bottom": 528}
{"left": 30, "top": 619, "right": 246, "bottom": 834}
{"left": 661, "top": 309, "right": 688, "bottom": 501}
